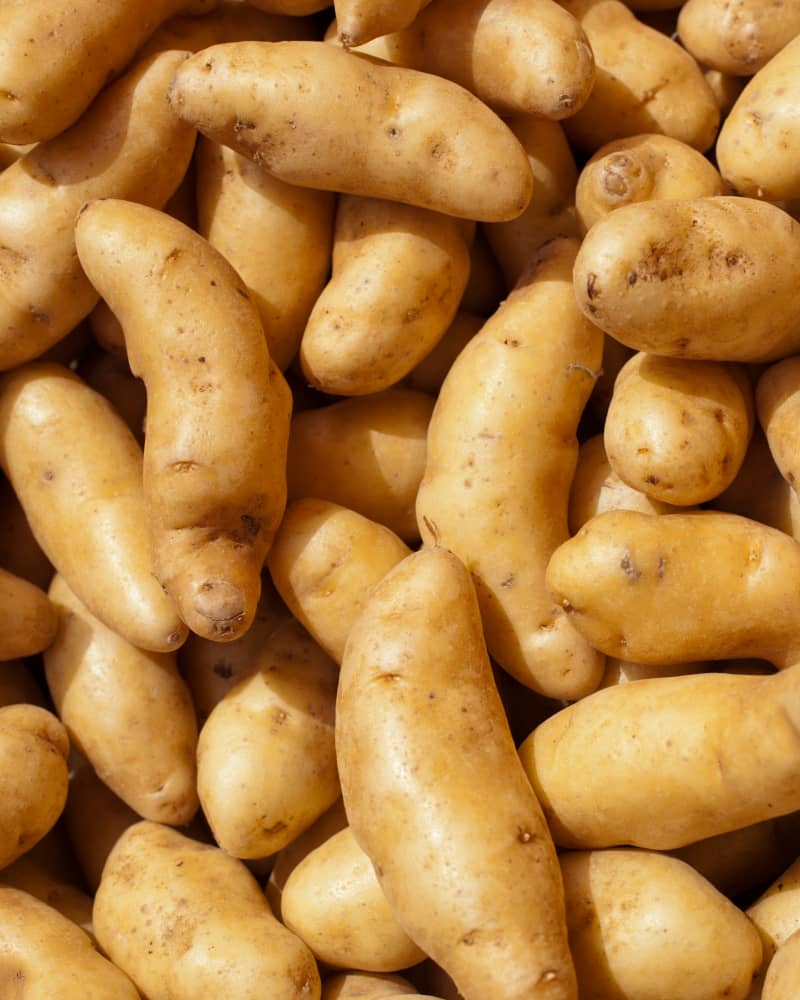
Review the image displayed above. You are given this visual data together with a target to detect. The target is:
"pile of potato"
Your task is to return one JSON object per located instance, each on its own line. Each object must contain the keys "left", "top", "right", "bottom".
{"left": 4, "top": 0, "right": 800, "bottom": 998}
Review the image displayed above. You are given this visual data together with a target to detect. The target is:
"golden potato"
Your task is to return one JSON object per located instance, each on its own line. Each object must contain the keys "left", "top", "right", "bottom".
{"left": 763, "top": 929, "right": 800, "bottom": 1000}
{"left": 0, "top": 567, "right": 56, "bottom": 661}
{"left": 0, "top": 851, "right": 94, "bottom": 939}
{"left": 756, "top": 356, "right": 800, "bottom": 497}
{"left": 334, "top": 0, "right": 434, "bottom": 47}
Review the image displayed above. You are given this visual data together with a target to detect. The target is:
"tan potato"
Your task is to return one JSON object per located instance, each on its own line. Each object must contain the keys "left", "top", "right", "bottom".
{"left": 747, "top": 857, "right": 800, "bottom": 995}
{"left": 167, "top": 41, "right": 533, "bottom": 223}
{"left": 0, "top": 851, "right": 94, "bottom": 939}
{"left": 0, "top": 476, "right": 52, "bottom": 591}
{"left": 519, "top": 664, "right": 800, "bottom": 849}
{"left": 44, "top": 574, "right": 199, "bottom": 827}
{"left": 322, "top": 972, "right": 419, "bottom": 999}
{"left": 703, "top": 68, "right": 747, "bottom": 118}
{"left": 757, "top": 356, "right": 800, "bottom": 497}
{"left": 75, "top": 199, "right": 292, "bottom": 643}
{"left": 286, "top": 389, "right": 433, "bottom": 543}
{"left": 196, "top": 136, "right": 335, "bottom": 371}
{"left": 0, "top": 49, "right": 197, "bottom": 371}
{"left": 0, "top": 363, "right": 186, "bottom": 652}
{"left": 404, "top": 312, "right": 483, "bottom": 396}
{"left": 573, "top": 197, "right": 800, "bottom": 362}
{"left": 94, "top": 820, "right": 321, "bottom": 1000}
{"left": 561, "top": 849, "right": 762, "bottom": 1000}
{"left": 282, "top": 826, "right": 426, "bottom": 971}
{"left": 337, "top": 546, "right": 577, "bottom": 1000}
{"left": 87, "top": 299, "right": 127, "bottom": 359}
{"left": 576, "top": 133, "right": 726, "bottom": 233}
{"left": 300, "top": 196, "right": 469, "bottom": 395}
{"left": 335, "top": 0, "right": 434, "bottom": 47}
{"left": 0, "top": 886, "right": 141, "bottom": 998}
{"left": 546, "top": 509, "right": 800, "bottom": 667}
{"left": 764, "top": 929, "right": 800, "bottom": 1000}
{"left": 417, "top": 238, "right": 605, "bottom": 700}
{"left": 0, "top": 567, "right": 56, "bottom": 661}
{"left": 560, "top": 0, "right": 719, "bottom": 153}
{"left": 0, "top": 659, "right": 47, "bottom": 709}
{"left": 197, "top": 619, "right": 339, "bottom": 858}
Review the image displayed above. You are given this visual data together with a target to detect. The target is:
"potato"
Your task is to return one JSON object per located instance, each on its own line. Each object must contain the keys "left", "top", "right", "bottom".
{"left": 0, "top": 363, "right": 186, "bottom": 653}
{"left": 703, "top": 68, "right": 747, "bottom": 118}
{"left": 44, "top": 574, "right": 199, "bottom": 827}
{"left": 196, "top": 136, "right": 335, "bottom": 371}
{"left": 576, "top": 133, "right": 726, "bottom": 233}
{"left": 94, "top": 820, "right": 321, "bottom": 1000}
{"left": 519, "top": 664, "right": 800, "bottom": 849}
{"left": 0, "top": 567, "right": 56, "bottom": 661}
{"left": 286, "top": 389, "right": 434, "bottom": 543}
{"left": 300, "top": 196, "right": 469, "bottom": 395}
{"left": 746, "top": 856, "right": 800, "bottom": 995}
{"left": 337, "top": 546, "right": 577, "bottom": 1000}
{"left": 573, "top": 196, "right": 800, "bottom": 362}
{"left": 756, "top": 356, "right": 800, "bottom": 496}
{"left": 197, "top": 618, "right": 339, "bottom": 858}
{"left": 334, "top": 0, "right": 434, "bottom": 47}
{"left": 0, "top": 886, "right": 140, "bottom": 998}
{"left": 561, "top": 849, "right": 762, "bottom": 1000}
{"left": 167, "top": 41, "right": 533, "bottom": 222}
{"left": 75, "top": 199, "right": 292, "bottom": 642}
{"left": 0, "top": 49, "right": 197, "bottom": 371}
{"left": 417, "top": 237, "right": 605, "bottom": 700}
{"left": 246, "top": 0, "right": 331, "bottom": 13}
{"left": 404, "top": 312, "right": 484, "bottom": 396}
{"left": 764, "top": 929, "right": 800, "bottom": 1000}
{"left": 322, "top": 972, "right": 420, "bottom": 999}
{"left": 599, "top": 657, "right": 710, "bottom": 687}
{"left": 0, "top": 851, "right": 94, "bottom": 940}
{"left": 559, "top": 0, "right": 719, "bottom": 153}
{"left": 282, "top": 826, "right": 426, "bottom": 971}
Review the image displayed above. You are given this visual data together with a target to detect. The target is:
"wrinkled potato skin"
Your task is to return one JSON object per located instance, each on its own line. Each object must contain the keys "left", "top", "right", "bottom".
{"left": 337, "top": 546, "right": 577, "bottom": 1000}
{"left": 756, "top": 356, "right": 800, "bottom": 496}
{"left": 94, "top": 821, "right": 321, "bottom": 1000}
{"left": 520, "top": 665, "right": 800, "bottom": 849}
{"left": 417, "top": 238, "right": 605, "bottom": 700}
{"left": 573, "top": 197, "right": 800, "bottom": 362}
{"left": 561, "top": 849, "right": 762, "bottom": 1000}
{"left": 546, "top": 509, "right": 800, "bottom": 667}
{"left": 0, "top": 567, "right": 56, "bottom": 660}
{"left": 44, "top": 574, "right": 199, "bottom": 826}
{"left": 0, "top": 887, "right": 141, "bottom": 998}
{"left": 763, "top": 930, "right": 800, "bottom": 1000}
{"left": 75, "top": 199, "right": 292, "bottom": 643}
{"left": 168, "top": 41, "right": 533, "bottom": 223}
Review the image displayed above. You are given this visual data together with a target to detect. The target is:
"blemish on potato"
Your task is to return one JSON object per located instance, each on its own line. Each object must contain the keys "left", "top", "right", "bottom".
{"left": 586, "top": 273, "right": 599, "bottom": 300}
{"left": 620, "top": 553, "right": 641, "bottom": 580}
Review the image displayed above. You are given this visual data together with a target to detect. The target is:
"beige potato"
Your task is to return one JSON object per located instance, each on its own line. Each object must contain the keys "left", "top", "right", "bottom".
{"left": 561, "top": 849, "right": 762, "bottom": 1000}
{"left": 337, "top": 546, "right": 577, "bottom": 1000}
{"left": 197, "top": 618, "right": 340, "bottom": 858}
{"left": 560, "top": 0, "right": 719, "bottom": 153}
{"left": 404, "top": 312, "right": 484, "bottom": 395}
{"left": 0, "top": 851, "right": 94, "bottom": 939}
{"left": 0, "top": 49, "right": 197, "bottom": 371}
{"left": 747, "top": 856, "right": 800, "bottom": 995}
{"left": 0, "top": 363, "right": 186, "bottom": 652}
{"left": 756, "top": 356, "right": 800, "bottom": 497}
{"left": 576, "top": 134, "right": 725, "bottom": 232}
{"left": 300, "top": 196, "right": 469, "bottom": 395}
{"left": 519, "top": 663, "right": 800, "bottom": 849}
{"left": 75, "top": 199, "right": 292, "bottom": 643}
{"left": 417, "top": 238, "right": 605, "bottom": 700}
{"left": 335, "top": 0, "right": 434, "bottom": 47}
{"left": 94, "top": 821, "right": 321, "bottom": 1000}
{"left": 287, "top": 389, "right": 433, "bottom": 543}
{"left": 0, "top": 566, "right": 56, "bottom": 660}
{"left": 763, "top": 929, "right": 800, "bottom": 1000}
{"left": 703, "top": 68, "right": 747, "bottom": 118}
{"left": 196, "top": 137, "right": 335, "bottom": 371}
{"left": 0, "top": 887, "right": 141, "bottom": 998}
{"left": 44, "top": 574, "right": 198, "bottom": 827}
{"left": 573, "top": 196, "right": 800, "bottom": 362}
{"left": 168, "top": 41, "right": 533, "bottom": 222}
{"left": 322, "top": 972, "right": 419, "bottom": 999}
{"left": 282, "top": 826, "right": 426, "bottom": 971}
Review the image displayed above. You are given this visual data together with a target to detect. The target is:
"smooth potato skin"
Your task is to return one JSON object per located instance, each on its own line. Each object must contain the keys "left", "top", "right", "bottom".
{"left": 573, "top": 197, "right": 800, "bottom": 361}
{"left": 0, "top": 568, "right": 57, "bottom": 660}
{"left": 322, "top": 972, "right": 419, "bottom": 999}
{"left": 337, "top": 546, "right": 577, "bottom": 1000}
{"left": 764, "top": 930, "right": 800, "bottom": 1000}
{"left": 168, "top": 41, "right": 533, "bottom": 222}
{"left": 756, "top": 357, "right": 800, "bottom": 495}
{"left": 335, "top": 0, "right": 432, "bottom": 46}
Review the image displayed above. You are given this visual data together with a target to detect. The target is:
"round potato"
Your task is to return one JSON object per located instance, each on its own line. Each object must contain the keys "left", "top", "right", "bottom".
{"left": 0, "top": 567, "right": 57, "bottom": 661}
{"left": 764, "top": 929, "right": 800, "bottom": 1000}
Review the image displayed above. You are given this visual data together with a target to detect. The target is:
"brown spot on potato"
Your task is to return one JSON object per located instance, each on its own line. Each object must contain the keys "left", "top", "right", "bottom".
{"left": 620, "top": 554, "right": 641, "bottom": 580}
{"left": 586, "top": 273, "right": 599, "bottom": 300}
{"left": 240, "top": 514, "right": 261, "bottom": 536}
{"left": 500, "top": 574, "right": 515, "bottom": 588}
{"left": 517, "top": 826, "right": 535, "bottom": 843}
{"left": 627, "top": 272, "right": 637, "bottom": 285}
{"left": 165, "top": 248, "right": 181, "bottom": 264}
{"left": 233, "top": 118, "right": 256, "bottom": 133}
{"left": 170, "top": 461, "right": 198, "bottom": 474}
{"left": 645, "top": 474, "right": 660, "bottom": 485}
{"left": 657, "top": 556, "right": 666, "bottom": 579}
{"left": 42, "top": 468, "right": 54, "bottom": 481}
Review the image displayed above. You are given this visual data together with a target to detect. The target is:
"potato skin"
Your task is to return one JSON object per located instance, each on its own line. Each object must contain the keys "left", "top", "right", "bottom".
{"left": 335, "top": 0, "right": 433, "bottom": 47}
{"left": 573, "top": 197, "right": 800, "bottom": 362}
{"left": 0, "top": 567, "right": 57, "bottom": 661}
{"left": 168, "top": 41, "right": 533, "bottom": 222}
{"left": 322, "top": 972, "right": 419, "bottom": 999}
{"left": 764, "top": 930, "right": 800, "bottom": 1000}
{"left": 337, "top": 546, "right": 577, "bottom": 1000}
{"left": 756, "top": 356, "right": 800, "bottom": 497}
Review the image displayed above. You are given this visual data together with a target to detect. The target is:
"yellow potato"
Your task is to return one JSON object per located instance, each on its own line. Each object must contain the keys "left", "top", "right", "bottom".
{"left": 763, "top": 929, "right": 800, "bottom": 1000}
{"left": 94, "top": 820, "right": 321, "bottom": 1000}
{"left": 519, "top": 664, "right": 800, "bottom": 848}
{"left": 335, "top": 0, "right": 434, "bottom": 47}
{"left": 44, "top": 574, "right": 199, "bottom": 827}
{"left": 322, "top": 972, "right": 419, "bottom": 999}
{"left": 337, "top": 546, "right": 577, "bottom": 1000}
{"left": 75, "top": 199, "right": 292, "bottom": 642}
{"left": 0, "top": 852, "right": 94, "bottom": 939}
{"left": 167, "top": 41, "right": 533, "bottom": 222}
{"left": 417, "top": 237, "right": 605, "bottom": 700}
{"left": 573, "top": 196, "right": 800, "bottom": 362}
{"left": 0, "top": 567, "right": 56, "bottom": 661}
{"left": 757, "top": 356, "right": 800, "bottom": 496}
{"left": 0, "top": 363, "right": 186, "bottom": 652}
{"left": 747, "top": 856, "right": 800, "bottom": 995}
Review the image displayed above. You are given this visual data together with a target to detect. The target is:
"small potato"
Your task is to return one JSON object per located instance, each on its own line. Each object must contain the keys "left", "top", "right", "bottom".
{"left": 168, "top": 41, "right": 533, "bottom": 223}
{"left": 764, "top": 929, "right": 800, "bottom": 1000}
{"left": 703, "top": 68, "right": 747, "bottom": 118}
{"left": 747, "top": 856, "right": 800, "bottom": 994}
{"left": 335, "top": 0, "right": 434, "bottom": 47}
{"left": 286, "top": 389, "right": 434, "bottom": 543}
{"left": 0, "top": 851, "right": 94, "bottom": 939}
{"left": 576, "top": 133, "right": 725, "bottom": 233}
{"left": 573, "top": 197, "right": 800, "bottom": 362}
{"left": 322, "top": 972, "right": 419, "bottom": 999}
{"left": 561, "top": 849, "right": 762, "bottom": 1000}
{"left": 0, "top": 567, "right": 57, "bottom": 661}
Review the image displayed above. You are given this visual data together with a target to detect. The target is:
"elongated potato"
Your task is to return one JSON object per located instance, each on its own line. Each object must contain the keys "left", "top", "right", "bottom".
{"left": 748, "top": 856, "right": 800, "bottom": 995}
{"left": 519, "top": 664, "right": 800, "bottom": 849}
{"left": 0, "top": 363, "right": 185, "bottom": 652}
{"left": 168, "top": 41, "right": 533, "bottom": 222}
{"left": 75, "top": 199, "right": 292, "bottom": 643}
{"left": 417, "top": 237, "right": 605, "bottom": 700}
{"left": 337, "top": 546, "right": 577, "bottom": 1000}
{"left": 44, "top": 574, "right": 198, "bottom": 827}
{"left": 335, "top": 0, "right": 434, "bottom": 47}
{"left": 0, "top": 567, "right": 56, "bottom": 661}
{"left": 0, "top": 49, "right": 197, "bottom": 371}
{"left": 94, "top": 821, "right": 321, "bottom": 1000}
{"left": 574, "top": 196, "right": 800, "bottom": 361}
